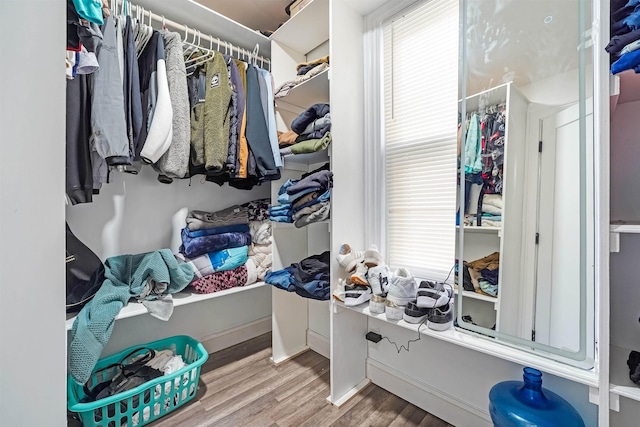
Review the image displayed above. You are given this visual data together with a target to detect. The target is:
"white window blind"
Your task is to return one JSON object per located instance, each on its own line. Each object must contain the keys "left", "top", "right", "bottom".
{"left": 383, "top": 0, "right": 458, "bottom": 281}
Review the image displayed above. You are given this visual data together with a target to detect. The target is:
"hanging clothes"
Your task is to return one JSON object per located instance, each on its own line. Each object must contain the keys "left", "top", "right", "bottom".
{"left": 66, "top": 74, "right": 94, "bottom": 205}
{"left": 154, "top": 30, "right": 191, "bottom": 181}
{"left": 138, "top": 31, "right": 173, "bottom": 164}
{"left": 234, "top": 60, "right": 250, "bottom": 179}
{"left": 226, "top": 56, "right": 242, "bottom": 175}
{"left": 203, "top": 51, "right": 232, "bottom": 172}
{"left": 245, "top": 65, "right": 279, "bottom": 179}
{"left": 122, "top": 15, "right": 143, "bottom": 170}
{"left": 91, "top": 14, "right": 130, "bottom": 167}
{"left": 189, "top": 62, "right": 208, "bottom": 168}
{"left": 259, "top": 68, "right": 282, "bottom": 168}
{"left": 464, "top": 113, "right": 482, "bottom": 175}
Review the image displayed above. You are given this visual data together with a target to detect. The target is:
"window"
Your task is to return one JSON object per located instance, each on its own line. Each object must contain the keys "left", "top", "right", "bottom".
{"left": 377, "top": 0, "right": 459, "bottom": 281}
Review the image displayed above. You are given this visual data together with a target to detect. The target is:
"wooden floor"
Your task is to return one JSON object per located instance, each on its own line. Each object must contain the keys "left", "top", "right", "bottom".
{"left": 148, "top": 333, "right": 453, "bottom": 427}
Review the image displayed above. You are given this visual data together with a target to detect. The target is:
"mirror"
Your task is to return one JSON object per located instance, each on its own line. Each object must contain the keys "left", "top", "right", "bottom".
{"left": 455, "top": 0, "right": 594, "bottom": 364}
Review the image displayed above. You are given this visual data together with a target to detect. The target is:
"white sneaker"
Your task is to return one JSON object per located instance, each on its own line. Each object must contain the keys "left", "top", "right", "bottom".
{"left": 344, "top": 284, "right": 371, "bottom": 306}
{"left": 363, "top": 244, "right": 383, "bottom": 267}
{"left": 367, "top": 263, "right": 392, "bottom": 296}
{"left": 385, "top": 299, "right": 404, "bottom": 321}
{"left": 386, "top": 268, "right": 417, "bottom": 306}
{"left": 336, "top": 243, "right": 365, "bottom": 273}
{"left": 369, "top": 294, "right": 386, "bottom": 314}
{"left": 350, "top": 261, "right": 369, "bottom": 286}
{"left": 416, "top": 281, "right": 452, "bottom": 309}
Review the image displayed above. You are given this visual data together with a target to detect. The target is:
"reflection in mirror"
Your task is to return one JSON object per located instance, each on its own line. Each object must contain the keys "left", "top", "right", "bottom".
{"left": 456, "top": 0, "right": 594, "bottom": 364}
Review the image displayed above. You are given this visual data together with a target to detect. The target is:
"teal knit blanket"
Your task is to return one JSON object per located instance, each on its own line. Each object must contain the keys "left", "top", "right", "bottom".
{"left": 69, "top": 249, "right": 194, "bottom": 384}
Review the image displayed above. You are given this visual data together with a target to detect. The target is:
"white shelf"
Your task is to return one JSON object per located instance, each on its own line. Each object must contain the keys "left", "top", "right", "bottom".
{"left": 273, "top": 220, "right": 329, "bottom": 229}
{"left": 134, "top": 0, "right": 270, "bottom": 56}
{"left": 610, "top": 221, "right": 640, "bottom": 252}
{"left": 335, "top": 300, "right": 599, "bottom": 387}
{"left": 275, "top": 68, "right": 330, "bottom": 111}
{"left": 281, "top": 149, "right": 330, "bottom": 170}
{"left": 66, "top": 281, "right": 268, "bottom": 331}
{"left": 456, "top": 225, "right": 502, "bottom": 236}
{"left": 610, "top": 344, "right": 640, "bottom": 402}
{"left": 270, "top": 0, "right": 329, "bottom": 54}
{"left": 610, "top": 221, "right": 640, "bottom": 234}
{"left": 454, "top": 288, "right": 499, "bottom": 308}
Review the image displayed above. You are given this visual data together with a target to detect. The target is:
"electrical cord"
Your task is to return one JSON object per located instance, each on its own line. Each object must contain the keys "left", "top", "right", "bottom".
{"left": 377, "top": 271, "right": 455, "bottom": 354}
{"left": 380, "top": 317, "right": 428, "bottom": 354}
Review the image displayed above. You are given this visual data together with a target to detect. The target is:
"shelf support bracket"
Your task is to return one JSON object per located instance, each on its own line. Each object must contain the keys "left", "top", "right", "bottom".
{"left": 588, "top": 386, "right": 599, "bottom": 406}
{"left": 610, "top": 232, "right": 620, "bottom": 253}
{"left": 609, "top": 391, "right": 620, "bottom": 412}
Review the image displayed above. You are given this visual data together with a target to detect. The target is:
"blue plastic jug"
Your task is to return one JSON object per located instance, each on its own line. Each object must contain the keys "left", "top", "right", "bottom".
{"left": 489, "top": 367, "right": 585, "bottom": 427}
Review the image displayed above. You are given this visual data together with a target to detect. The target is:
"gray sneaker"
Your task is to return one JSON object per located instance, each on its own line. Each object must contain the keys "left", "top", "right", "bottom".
{"left": 427, "top": 302, "right": 453, "bottom": 331}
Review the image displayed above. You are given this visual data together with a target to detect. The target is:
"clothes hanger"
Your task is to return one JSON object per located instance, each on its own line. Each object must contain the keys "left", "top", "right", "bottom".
{"left": 137, "top": 10, "right": 153, "bottom": 56}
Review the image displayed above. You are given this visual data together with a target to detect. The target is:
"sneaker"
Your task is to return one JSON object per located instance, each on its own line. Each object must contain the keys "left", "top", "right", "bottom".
{"left": 385, "top": 299, "right": 404, "bottom": 321}
{"left": 363, "top": 244, "right": 383, "bottom": 267}
{"left": 367, "top": 263, "right": 392, "bottom": 296}
{"left": 403, "top": 301, "right": 430, "bottom": 324}
{"left": 416, "top": 281, "right": 452, "bottom": 309}
{"left": 427, "top": 302, "right": 454, "bottom": 331}
{"left": 336, "top": 243, "right": 365, "bottom": 273}
{"left": 344, "top": 284, "right": 371, "bottom": 306}
{"left": 350, "top": 261, "right": 369, "bottom": 286}
{"left": 369, "top": 294, "right": 386, "bottom": 314}
{"left": 386, "top": 268, "right": 417, "bottom": 306}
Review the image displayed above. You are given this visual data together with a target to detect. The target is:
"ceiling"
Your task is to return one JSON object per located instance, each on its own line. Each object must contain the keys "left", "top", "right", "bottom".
{"left": 195, "top": 0, "right": 292, "bottom": 34}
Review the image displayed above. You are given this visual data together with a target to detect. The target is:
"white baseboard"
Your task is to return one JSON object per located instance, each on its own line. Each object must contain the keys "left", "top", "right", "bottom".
{"left": 367, "top": 358, "right": 493, "bottom": 427}
{"left": 307, "top": 329, "right": 330, "bottom": 359}
{"left": 271, "top": 346, "right": 310, "bottom": 365}
{"left": 201, "top": 316, "right": 272, "bottom": 354}
{"left": 327, "top": 378, "right": 371, "bottom": 407}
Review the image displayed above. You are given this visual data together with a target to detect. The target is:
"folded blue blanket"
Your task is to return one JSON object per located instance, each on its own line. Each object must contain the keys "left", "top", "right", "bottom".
{"left": 179, "top": 228, "right": 252, "bottom": 259}
{"left": 186, "top": 223, "right": 250, "bottom": 238}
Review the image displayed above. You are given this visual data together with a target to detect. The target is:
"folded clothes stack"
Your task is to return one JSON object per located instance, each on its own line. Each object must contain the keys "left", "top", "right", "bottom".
{"left": 177, "top": 199, "right": 273, "bottom": 294}
{"left": 265, "top": 251, "right": 331, "bottom": 300}
{"left": 608, "top": 0, "right": 640, "bottom": 73}
{"left": 269, "top": 163, "right": 332, "bottom": 227}
{"left": 279, "top": 103, "right": 332, "bottom": 155}
{"left": 274, "top": 56, "right": 329, "bottom": 98}
{"left": 479, "top": 194, "right": 502, "bottom": 227}
{"left": 455, "top": 252, "right": 499, "bottom": 297}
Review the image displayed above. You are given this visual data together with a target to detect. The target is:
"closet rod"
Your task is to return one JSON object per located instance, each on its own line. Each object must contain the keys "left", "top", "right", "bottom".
{"left": 115, "top": 0, "right": 271, "bottom": 70}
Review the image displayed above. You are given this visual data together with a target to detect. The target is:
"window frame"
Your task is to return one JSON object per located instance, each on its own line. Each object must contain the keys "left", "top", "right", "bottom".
{"left": 364, "top": 0, "right": 459, "bottom": 281}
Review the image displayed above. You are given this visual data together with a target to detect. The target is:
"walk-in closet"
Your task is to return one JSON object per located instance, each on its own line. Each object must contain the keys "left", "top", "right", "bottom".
{"left": 1, "top": 0, "right": 637, "bottom": 426}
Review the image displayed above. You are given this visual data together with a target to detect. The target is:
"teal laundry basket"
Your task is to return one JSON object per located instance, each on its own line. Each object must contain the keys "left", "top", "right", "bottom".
{"left": 68, "top": 335, "right": 208, "bottom": 427}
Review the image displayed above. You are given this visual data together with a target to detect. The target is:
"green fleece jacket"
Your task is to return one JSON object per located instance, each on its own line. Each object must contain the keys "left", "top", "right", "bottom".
{"left": 204, "top": 52, "right": 232, "bottom": 171}
{"left": 69, "top": 249, "right": 194, "bottom": 384}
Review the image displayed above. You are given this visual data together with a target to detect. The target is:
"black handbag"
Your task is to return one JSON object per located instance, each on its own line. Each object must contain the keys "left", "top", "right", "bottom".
{"left": 66, "top": 222, "right": 104, "bottom": 313}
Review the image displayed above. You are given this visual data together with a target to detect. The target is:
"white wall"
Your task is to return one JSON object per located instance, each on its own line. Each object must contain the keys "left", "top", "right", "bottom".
{"left": 66, "top": 166, "right": 270, "bottom": 258}
{"left": 367, "top": 319, "right": 598, "bottom": 426}
{"left": 0, "top": 1, "right": 67, "bottom": 426}
{"left": 609, "top": 99, "right": 640, "bottom": 424}
{"left": 610, "top": 99, "right": 640, "bottom": 222}
{"left": 66, "top": 164, "right": 273, "bottom": 356}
